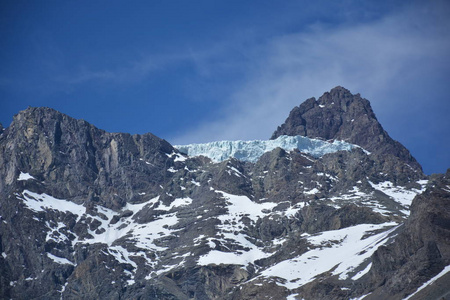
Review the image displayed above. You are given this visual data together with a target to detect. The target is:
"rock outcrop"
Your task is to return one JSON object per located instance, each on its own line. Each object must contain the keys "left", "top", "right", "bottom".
{"left": 363, "top": 169, "right": 450, "bottom": 300}
{"left": 271, "top": 86, "right": 423, "bottom": 182}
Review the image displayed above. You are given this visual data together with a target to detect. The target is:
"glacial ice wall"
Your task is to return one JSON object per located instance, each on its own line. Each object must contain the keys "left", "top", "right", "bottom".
{"left": 175, "top": 135, "right": 361, "bottom": 163}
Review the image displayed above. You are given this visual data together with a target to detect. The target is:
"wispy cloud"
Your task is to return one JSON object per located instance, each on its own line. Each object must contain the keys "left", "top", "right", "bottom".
{"left": 53, "top": 53, "right": 185, "bottom": 85}
{"left": 170, "top": 1, "right": 450, "bottom": 145}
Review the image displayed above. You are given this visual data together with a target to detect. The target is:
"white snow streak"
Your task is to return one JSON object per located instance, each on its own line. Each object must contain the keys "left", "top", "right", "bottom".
{"left": 47, "top": 253, "right": 75, "bottom": 265}
{"left": 403, "top": 265, "right": 450, "bottom": 300}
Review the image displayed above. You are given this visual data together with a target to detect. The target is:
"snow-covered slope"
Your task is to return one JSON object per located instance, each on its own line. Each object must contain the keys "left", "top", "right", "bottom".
{"left": 175, "top": 135, "right": 362, "bottom": 163}
{"left": 13, "top": 174, "right": 427, "bottom": 297}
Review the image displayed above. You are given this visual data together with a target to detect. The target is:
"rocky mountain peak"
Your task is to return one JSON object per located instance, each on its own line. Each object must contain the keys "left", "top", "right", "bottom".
{"left": 271, "top": 86, "right": 379, "bottom": 143}
{"left": 271, "top": 86, "right": 423, "bottom": 174}
{"left": 317, "top": 86, "right": 369, "bottom": 111}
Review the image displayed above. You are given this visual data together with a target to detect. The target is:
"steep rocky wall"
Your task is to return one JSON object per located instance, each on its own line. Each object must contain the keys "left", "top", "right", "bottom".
{"left": 271, "top": 86, "right": 423, "bottom": 177}
{"left": 0, "top": 107, "right": 177, "bottom": 209}
{"left": 363, "top": 169, "right": 450, "bottom": 300}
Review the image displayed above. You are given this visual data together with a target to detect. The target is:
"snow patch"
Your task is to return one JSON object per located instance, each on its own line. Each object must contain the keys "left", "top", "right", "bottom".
{"left": 304, "top": 188, "right": 320, "bottom": 195}
{"left": 287, "top": 294, "right": 300, "bottom": 300}
{"left": 157, "top": 197, "right": 193, "bottom": 211}
{"left": 21, "top": 190, "right": 85, "bottom": 221}
{"left": 217, "top": 192, "right": 276, "bottom": 221}
{"left": 350, "top": 293, "right": 371, "bottom": 300}
{"left": 369, "top": 180, "right": 427, "bottom": 213}
{"left": 284, "top": 202, "right": 307, "bottom": 217}
{"left": 59, "top": 282, "right": 68, "bottom": 300}
{"left": 198, "top": 244, "right": 267, "bottom": 266}
{"left": 18, "top": 172, "right": 35, "bottom": 181}
{"left": 175, "top": 155, "right": 187, "bottom": 162}
{"left": 259, "top": 222, "right": 398, "bottom": 289}
{"left": 190, "top": 180, "right": 201, "bottom": 187}
{"left": 47, "top": 253, "right": 75, "bottom": 265}
{"left": 166, "top": 151, "right": 187, "bottom": 162}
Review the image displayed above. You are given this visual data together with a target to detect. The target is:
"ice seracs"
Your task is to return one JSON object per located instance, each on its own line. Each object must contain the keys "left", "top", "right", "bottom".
{"left": 175, "top": 135, "right": 363, "bottom": 163}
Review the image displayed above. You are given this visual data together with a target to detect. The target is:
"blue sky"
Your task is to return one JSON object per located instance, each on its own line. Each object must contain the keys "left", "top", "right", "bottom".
{"left": 1, "top": 0, "right": 449, "bottom": 175}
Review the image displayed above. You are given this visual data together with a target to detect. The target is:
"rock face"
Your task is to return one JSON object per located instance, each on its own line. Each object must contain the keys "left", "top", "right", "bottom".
{"left": 0, "top": 88, "right": 448, "bottom": 300}
{"left": 271, "top": 86, "right": 423, "bottom": 179}
{"left": 364, "top": 169, "right": 450, "bottom": 300}
{"left": 0, "top": 107, "right": 177, "bottom": 209}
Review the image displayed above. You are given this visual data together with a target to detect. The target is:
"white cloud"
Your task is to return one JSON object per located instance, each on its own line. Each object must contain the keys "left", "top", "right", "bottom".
{"left": 170, "top": 1, "right": 450, "bottom": 145}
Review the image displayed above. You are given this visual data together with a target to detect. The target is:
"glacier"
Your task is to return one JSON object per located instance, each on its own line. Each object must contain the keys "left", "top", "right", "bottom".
{"left": 175, "top": 135, "right": 362, "bottom": 163}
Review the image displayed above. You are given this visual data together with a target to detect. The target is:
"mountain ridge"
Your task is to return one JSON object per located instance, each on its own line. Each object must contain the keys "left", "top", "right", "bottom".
{"left": 0, "top": 88, "right": 448, "bottom": 300}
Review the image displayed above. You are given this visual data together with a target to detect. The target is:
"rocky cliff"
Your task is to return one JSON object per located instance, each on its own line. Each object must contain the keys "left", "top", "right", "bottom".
{"left": 0, "top": 87, "right": 448, "bottom": 300}
{"left": 271, "top": 87, "right": 423, "bottom": 182}
{"left": 364, "top": 169, "right": 450, "bottom": 300}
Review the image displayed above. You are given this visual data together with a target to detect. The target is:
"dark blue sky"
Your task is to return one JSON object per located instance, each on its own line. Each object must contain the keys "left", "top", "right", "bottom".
{"left": 1, "top": 0, "right": 449, "bottom": 174}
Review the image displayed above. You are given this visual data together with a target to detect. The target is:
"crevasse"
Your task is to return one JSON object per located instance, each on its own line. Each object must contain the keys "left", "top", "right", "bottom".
{"left": 175, "top": 135, "right": 361, "bottom": 163}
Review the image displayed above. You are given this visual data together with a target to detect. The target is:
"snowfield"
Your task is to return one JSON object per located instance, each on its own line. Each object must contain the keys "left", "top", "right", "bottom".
{"left": 259, "top": 222, "right": 399, "bottom": 289}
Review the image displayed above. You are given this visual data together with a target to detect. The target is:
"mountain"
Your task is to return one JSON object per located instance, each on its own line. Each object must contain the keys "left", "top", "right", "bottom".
{"left": 0, "top": 87, "right": 449, "bottom": 300}
{"left": 271, "top": 86, "right": 423, "bottom": 184}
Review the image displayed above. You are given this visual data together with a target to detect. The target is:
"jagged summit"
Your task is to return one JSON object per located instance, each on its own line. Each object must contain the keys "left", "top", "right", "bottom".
{"left": 271, "top": 86, "right": 372, "bottom": 141}
{"left": 272, "top": 86, "right": 422, "bottom": 173}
